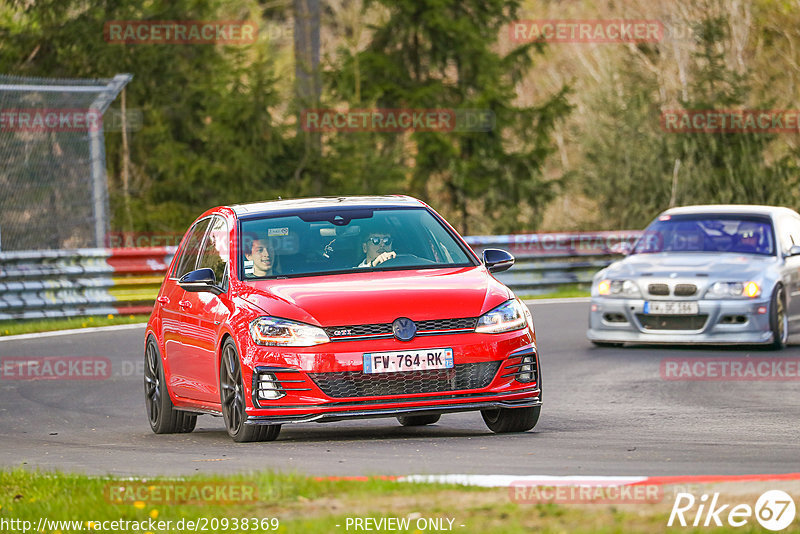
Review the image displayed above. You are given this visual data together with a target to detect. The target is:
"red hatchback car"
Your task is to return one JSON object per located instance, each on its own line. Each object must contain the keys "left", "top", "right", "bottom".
{"left": 144, "top": 196, "right": 541, "bottom": 442}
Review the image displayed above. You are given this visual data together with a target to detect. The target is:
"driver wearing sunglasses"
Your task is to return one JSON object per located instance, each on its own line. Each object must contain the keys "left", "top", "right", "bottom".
{"left": 357, "top": 231, "right": 397, "bottom": 268}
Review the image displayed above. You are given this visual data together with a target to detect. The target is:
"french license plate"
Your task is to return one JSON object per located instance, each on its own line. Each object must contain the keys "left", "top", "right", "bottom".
{"left": 363, "top": 348, "right": 454, "bottom": 374}
{"left": 644, "top": 301, "right": 699, "bottom": 315}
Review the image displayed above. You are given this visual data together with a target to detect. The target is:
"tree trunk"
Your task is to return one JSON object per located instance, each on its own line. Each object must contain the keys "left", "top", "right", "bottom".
{"left": 293, "top": 0, "right": 322, "bottom": 193}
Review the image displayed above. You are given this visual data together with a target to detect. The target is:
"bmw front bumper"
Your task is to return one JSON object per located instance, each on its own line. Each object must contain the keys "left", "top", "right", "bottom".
{"left": 587, "top": 297, "right": 774, "bottom": 345}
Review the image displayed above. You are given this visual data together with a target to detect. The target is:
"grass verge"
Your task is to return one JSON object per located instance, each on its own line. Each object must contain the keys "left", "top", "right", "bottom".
{"left": 0, "top": 315, "right": 150, "bottom": 337}
{"left": 520, "top": 284, "right": 591, "bottom": 300}
{"left": 2, "top": 469, "right": 796, "bottom": 533}
{"left": 0, "top": 286, "right": 590, "bottom": 337}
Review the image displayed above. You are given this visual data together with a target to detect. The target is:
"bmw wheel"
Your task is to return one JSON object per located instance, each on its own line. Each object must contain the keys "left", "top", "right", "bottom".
{"left": 769, "top": 285, "right": 788, "bottom": 350}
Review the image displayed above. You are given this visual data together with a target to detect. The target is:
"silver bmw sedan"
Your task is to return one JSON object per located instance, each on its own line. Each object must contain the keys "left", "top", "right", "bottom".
{"left": 587, "top": 205, "right": 800, "bottom": 349}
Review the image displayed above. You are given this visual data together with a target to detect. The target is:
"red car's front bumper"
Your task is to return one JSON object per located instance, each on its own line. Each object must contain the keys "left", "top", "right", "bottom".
{"left": 240, "top": 330, "right": 541, "bottom": 424}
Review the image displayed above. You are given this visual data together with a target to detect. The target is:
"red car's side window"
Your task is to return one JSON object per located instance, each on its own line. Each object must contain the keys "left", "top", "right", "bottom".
{"left": 171, "top": 218, "right": 211, "bottom": 279}
{"left": 197, "top": 216, "right": 229, "bottom": 287}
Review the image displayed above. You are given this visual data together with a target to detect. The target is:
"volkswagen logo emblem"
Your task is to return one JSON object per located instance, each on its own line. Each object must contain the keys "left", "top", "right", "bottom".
{"left": 392, "top": 317, "right": 417, "bottom": 341}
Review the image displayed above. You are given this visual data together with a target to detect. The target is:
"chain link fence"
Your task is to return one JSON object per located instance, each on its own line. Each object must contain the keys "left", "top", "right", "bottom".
{"left": 0, "top": 74, "right": 132, "bottom": 251}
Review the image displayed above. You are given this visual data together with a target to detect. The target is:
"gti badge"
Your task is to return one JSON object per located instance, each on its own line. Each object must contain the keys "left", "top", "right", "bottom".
{"left": 392, "top": 317, "right": 417, "bottom": 341}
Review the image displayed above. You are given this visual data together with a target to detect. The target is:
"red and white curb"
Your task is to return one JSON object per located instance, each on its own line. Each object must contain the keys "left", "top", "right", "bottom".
{"left": 400, "top": 475, "right": 646, "bottom": 487}
{"left": 317, "top": 473, "right": 800, "bottom": 487}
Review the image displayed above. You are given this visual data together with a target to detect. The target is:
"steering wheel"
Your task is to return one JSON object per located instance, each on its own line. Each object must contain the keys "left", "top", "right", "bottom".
{"left": 379, "top": 253, "right": 435, "bottom": 267}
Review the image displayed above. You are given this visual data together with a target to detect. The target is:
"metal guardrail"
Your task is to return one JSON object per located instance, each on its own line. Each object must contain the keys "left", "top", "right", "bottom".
{"left": 465, "top": 231, "right": 642, "bottom": 293}
{"left": 0, "top": 231, "right": 641, "bottom": 320}
{"left": 0, "top": 248, "right": 175, "bottom": 320}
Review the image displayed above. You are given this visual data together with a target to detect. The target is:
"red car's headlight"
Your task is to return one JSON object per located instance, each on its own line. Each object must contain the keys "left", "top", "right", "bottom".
{"left": 249, "top": 317, "right": 330, "bottom": 346}
{"left": 475, "top": 299, "right": 529, "bottom": 334}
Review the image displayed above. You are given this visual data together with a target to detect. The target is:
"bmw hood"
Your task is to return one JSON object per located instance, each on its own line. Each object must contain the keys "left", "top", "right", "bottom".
{"left": 239, "top": 266, "right": 512, "bottom": 327}
{"left": 601, "top": 252, "right": 778, "bottom": 281}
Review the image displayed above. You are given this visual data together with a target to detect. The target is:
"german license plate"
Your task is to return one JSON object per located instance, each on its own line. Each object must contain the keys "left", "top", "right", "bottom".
{"left": 644, "top": 301, "right": 699, "bottom": 315}
{"left": 363, "top": 348, "right": 454, "bottom": 374}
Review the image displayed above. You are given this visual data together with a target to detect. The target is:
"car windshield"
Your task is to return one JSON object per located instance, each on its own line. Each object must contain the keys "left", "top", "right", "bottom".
{"left": 632, "top": 215, "right": 775, "bottom": 256}
{"left": 239, "top": 207, "right": 474, "bottom": 279}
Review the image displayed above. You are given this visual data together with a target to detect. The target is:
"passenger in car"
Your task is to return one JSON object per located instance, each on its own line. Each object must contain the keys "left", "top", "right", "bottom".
{"left": 731, "top": 222, "right": 765, "bottom": 254}
{"left": 243, "top": 233, "right": 276, "bottom": 277}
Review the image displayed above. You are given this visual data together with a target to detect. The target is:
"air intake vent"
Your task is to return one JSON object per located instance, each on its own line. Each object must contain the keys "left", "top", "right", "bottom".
{"left": 648, "top": 283, "right": 670, "bottom": 296}
{"left": 674, "top": 284, "right": 697, "bottom": 296}
{"left": 309, "top": 361, "right": 501, "bottom": 398}
{"left": 324, "top": 317, "right": 478, "bottom": 341}
{"left": 636, "top": 314, "right": 708, "bottom": 330}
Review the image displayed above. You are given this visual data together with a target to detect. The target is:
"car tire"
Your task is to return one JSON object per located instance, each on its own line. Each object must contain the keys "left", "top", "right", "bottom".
{"left": 397, "top": 414, "right": 441, "bottom": 426}
{"left": 591, "top": 341, "right": 623, "bottom": 348}
{"left": 481, "top": 405, "right": 541, "bottom": 433}
{"left": 220, "top": 339, "right": 281, "bottom": 442}
{"left": 769, "top": 285, "right": 788, "bottom": 350}
{"left": 144, "top": 337, "right": 197, "bottom": 434}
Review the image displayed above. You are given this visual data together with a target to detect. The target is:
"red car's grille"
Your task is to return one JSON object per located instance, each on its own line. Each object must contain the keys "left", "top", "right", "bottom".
{"left": 324, "top": 317, "right": 478, "bottom": 340}
{"left": 308, "top": 361, "right": 501, "bottom": 398}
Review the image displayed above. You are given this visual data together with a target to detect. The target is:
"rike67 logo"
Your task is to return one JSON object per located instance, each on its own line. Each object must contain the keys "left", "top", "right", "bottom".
{"left": 669, "top": 490, "right": 796, "bottom": 531}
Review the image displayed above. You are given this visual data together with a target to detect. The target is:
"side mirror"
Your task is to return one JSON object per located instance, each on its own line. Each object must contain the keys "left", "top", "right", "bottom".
{"left": 179, "top": 268, "right": 223, "bottom": 295}
{"left": 483, "top": 248, "right": 515, "bottom": 273}
{"left": 788, "top": 245, "right": 800, "bottom": 257}
{"left": 609, "top": 241, "right": 633, "bottom": 255}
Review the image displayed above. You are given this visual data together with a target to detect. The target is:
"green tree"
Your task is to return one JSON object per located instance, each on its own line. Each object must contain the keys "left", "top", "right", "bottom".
{"left": 330, "top": 0, "right": 571, "bottom": 234}
{"left": 578, "top": 61, "right": 674, "bottom": 229}
{"left": 674, "top": 15, "right": 799, "bottom": 207}
{"left": 1, "top": 0, "right": 295, "bottom": 234}
{"left": 577, "top": 13, "right": 799, "bottom": 230}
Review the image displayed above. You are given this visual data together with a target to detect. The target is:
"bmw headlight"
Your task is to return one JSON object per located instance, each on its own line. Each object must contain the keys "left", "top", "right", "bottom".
{"left": 249, "top": 317, "right": 330, "bottom": 346}
{"left": 705, "top": 281, "right": 761, "bottom": 299}
{"left": 476, "top": 299, "right": 528, "bottom": 334}
{"left": 595, "top": 279, "right": 642, "bottom": 298}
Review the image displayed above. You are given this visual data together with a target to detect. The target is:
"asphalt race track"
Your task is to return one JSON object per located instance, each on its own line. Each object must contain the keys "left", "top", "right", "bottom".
{"left": 1, "top": 300, "right": 798, "bottom": 477}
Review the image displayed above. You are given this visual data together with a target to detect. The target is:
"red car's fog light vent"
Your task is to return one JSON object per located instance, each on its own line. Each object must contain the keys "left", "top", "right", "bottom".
{"left": 501, "top": 353, "right": 538, "bottom": 384}
{"left": 308, "top": 361, "right": 501, "bottom": 398}
{"left": 252, "top": 367, "right": 314, "bottom": 406}
{"left": 256, "top": 372, "right": 286, "bottom": 401}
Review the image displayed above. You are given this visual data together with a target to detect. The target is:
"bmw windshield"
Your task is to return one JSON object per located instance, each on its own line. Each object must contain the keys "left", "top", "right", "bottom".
{"left": 632, "top": 214, "right": 776, "bottom": 256}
